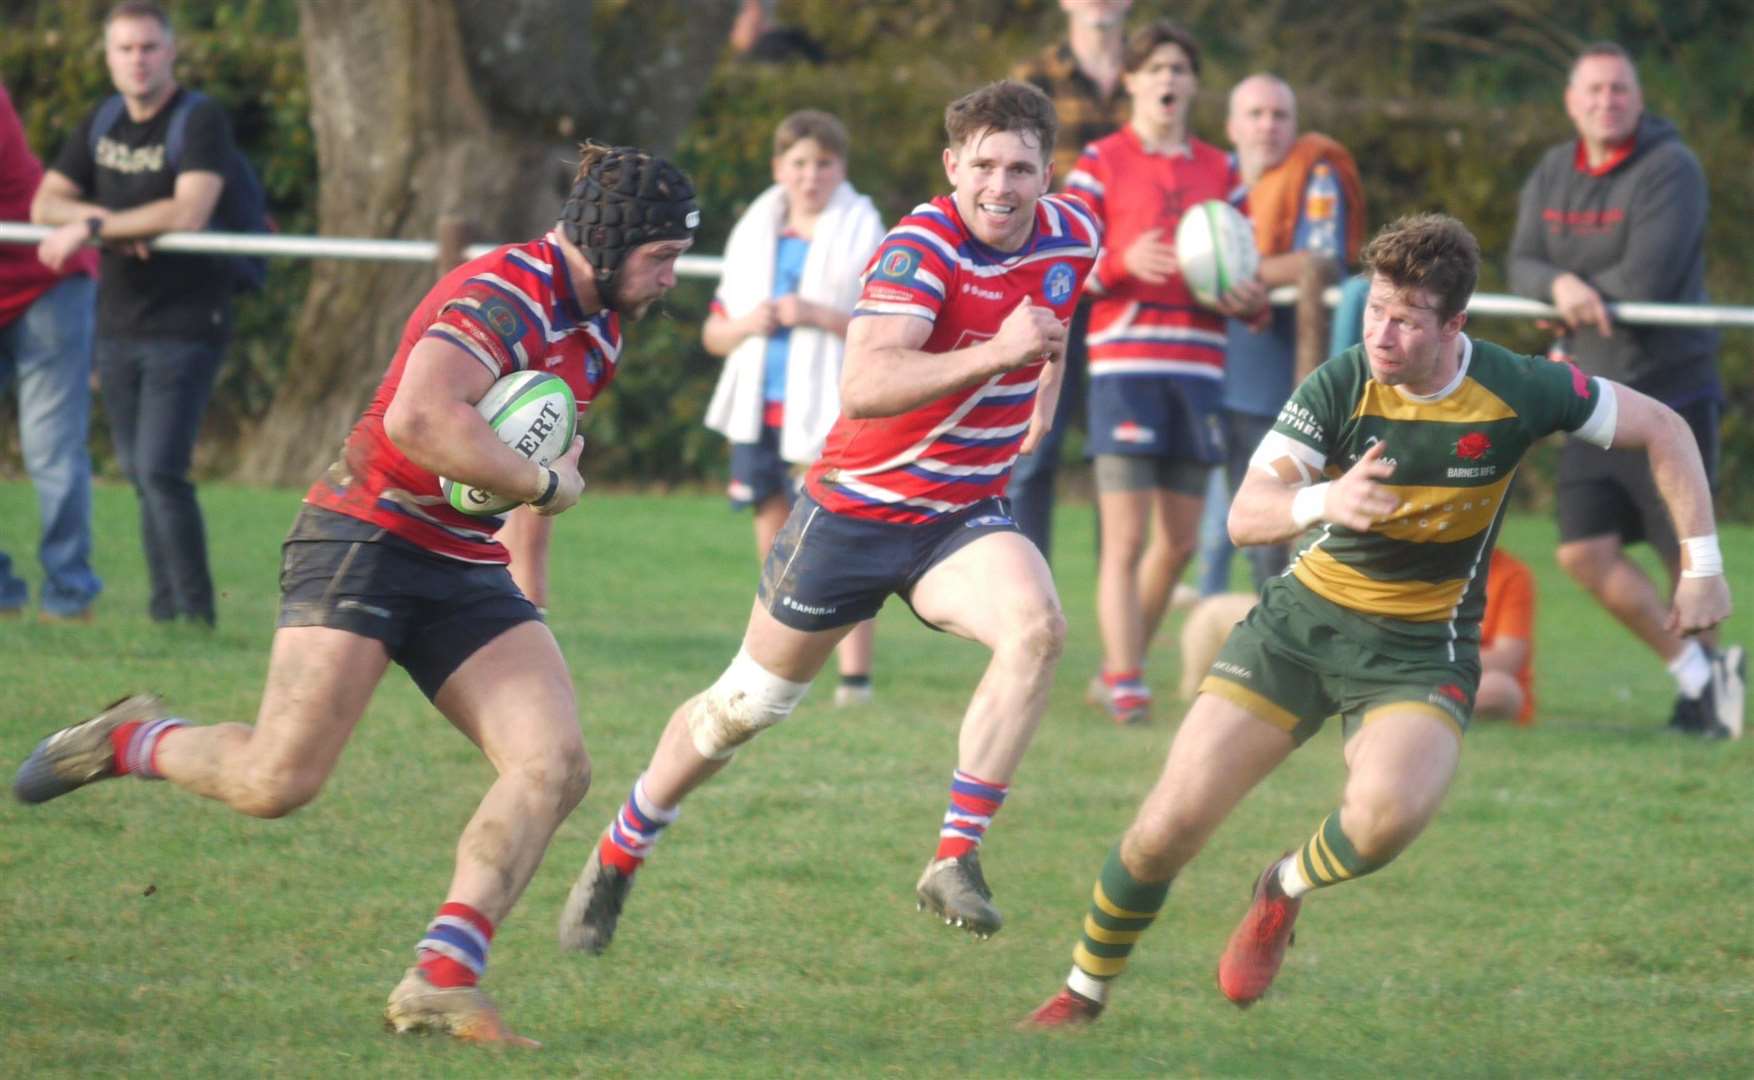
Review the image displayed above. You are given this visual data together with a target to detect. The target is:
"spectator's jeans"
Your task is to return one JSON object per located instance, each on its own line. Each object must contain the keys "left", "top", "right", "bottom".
{"left": 0, "top": 275, "right": 102, "bottom": 616}
{"left": 1197, "top": 408, "right": 1288, "bottom": 596}
{"left": 1005, "top": 300, "right": 1091, "bottom": 564}
{"left": 95, "top": 335, "right": 225, "bottom": 624}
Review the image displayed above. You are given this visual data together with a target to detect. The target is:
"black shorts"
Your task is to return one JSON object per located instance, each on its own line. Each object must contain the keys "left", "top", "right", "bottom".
{"left": 727, "top": 424, "right": 796, "bottom": 510}
{"left": 1556, "top": 397, "right": 1721, "bottom": 559}
{"left": 277, "top": 505, "right": 541, "bottom": 701}
{"left": 757, "top": 492, "right": 1020, "bottom": 632}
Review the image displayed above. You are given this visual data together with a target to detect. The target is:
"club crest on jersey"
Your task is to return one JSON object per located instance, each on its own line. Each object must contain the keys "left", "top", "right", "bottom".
{"left": 1043, "top": 262, "right": 1076, "bottom": 305}
{"left": 586, "top": 353, "right": 604, "bottom": 384}
{"left": 1453, "top": 432, "right": 1491, "bottom": 461}
{"left": 479, "top": 298, "right": 524, "bottom": 344}
{"left": 876, "top": 247, "right": 918, "bottom": 282}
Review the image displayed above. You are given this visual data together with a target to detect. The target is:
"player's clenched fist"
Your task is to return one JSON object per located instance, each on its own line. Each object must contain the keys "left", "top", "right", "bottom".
{"left": 531, "top": 436, "right": 587, "bottom": 517}
{"left": 993, "top": 297, "right": 1067, "bottom": 369}
{"left": 1324, "top": 438, "right": 1401, "bottom": 531}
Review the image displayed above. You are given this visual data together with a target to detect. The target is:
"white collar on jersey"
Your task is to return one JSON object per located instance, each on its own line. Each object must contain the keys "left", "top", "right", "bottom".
{"left": 1390, "top": 333, "right": 1472, "bottom": 404}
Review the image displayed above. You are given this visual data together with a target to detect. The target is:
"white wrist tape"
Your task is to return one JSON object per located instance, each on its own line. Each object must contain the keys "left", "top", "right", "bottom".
{"left": 1680, "top": 534, "right": 1723, "bottom": 578}
{"left": 1291, "top": 483, "right": 1330, "bottom": 529}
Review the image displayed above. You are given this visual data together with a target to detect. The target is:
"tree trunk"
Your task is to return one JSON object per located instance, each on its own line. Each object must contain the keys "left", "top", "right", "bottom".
{"left": 237, "top": 0, "right": 737, "bottom": 486}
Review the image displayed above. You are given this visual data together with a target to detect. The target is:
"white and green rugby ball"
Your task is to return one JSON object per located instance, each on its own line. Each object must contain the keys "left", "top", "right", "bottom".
{"left": 1174, "top": 198, "right": 1261, "bottom": 309}
{"left": 439, "top": 370, "right": 577, "bottom": 516}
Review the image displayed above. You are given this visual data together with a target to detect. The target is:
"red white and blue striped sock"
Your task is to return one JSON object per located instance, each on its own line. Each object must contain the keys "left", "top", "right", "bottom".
{"left": 416, "top": 902, "right": 494, "bottom": 989}
{"left": 107, "top": 717, "right": 188, "bottom": 780}
{"left": 935, "top": 769, "right": 1009, "bottom": 860}
{"left": 1102, "top": 669, "right": 1150, "bottom": 711}
{"left": 599, "top": 774, "right": 680, "bottom": 875}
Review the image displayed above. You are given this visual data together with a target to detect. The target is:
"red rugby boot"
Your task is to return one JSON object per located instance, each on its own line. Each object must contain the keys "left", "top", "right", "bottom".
{"left": 1018, "top": 986, "right": 1104, "bottom": 1030}
{"left": 1216, "top": 857, "right": 1301, "bottom": 1007}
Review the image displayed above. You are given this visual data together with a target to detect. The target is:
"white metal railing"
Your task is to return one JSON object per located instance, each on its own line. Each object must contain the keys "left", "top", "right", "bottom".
{"left": 5, "top": 220, "right": 1754, "bottom": 327}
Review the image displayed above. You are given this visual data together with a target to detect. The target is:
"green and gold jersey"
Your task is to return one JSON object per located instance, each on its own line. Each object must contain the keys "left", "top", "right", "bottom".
{"left": 1270, "top": 336, "right": 1607, "bottom": 646}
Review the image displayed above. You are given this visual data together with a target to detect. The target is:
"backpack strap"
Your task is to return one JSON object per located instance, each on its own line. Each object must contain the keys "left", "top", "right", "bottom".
{"left": 87, "top": 94, "right": 128, "bottom": 154}
{"left": 162, "top": 89, "right": 205, "bottom": 171}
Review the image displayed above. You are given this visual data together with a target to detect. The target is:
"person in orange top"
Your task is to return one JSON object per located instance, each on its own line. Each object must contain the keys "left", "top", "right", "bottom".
{"left": 1479, "top": 548, "right": 1536, "bottom": 725}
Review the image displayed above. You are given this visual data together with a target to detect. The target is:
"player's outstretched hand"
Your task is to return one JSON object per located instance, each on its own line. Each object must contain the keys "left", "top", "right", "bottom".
{"left": 1668, "top": 575, "right": 1731, "bottom": 637}
{"left": 533, "top": 436, "right": 586, "bottom": 517}
{"left": 1324, "top": 438, "right": 1400, "bottom": 530}
{"left": 993, "top": 297, "right": 1067, "bottom": 370}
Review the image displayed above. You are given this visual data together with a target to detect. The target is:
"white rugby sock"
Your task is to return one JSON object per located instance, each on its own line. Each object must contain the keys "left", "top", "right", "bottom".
{"left": 1066, "top": 965, "right": 1108, "bottom": 1004}
{"left": 1277, "top": 854, "right": 1314, "bottom": 900}
{"left": 1668, "top": 640, "right": 1711, "bottom": 699}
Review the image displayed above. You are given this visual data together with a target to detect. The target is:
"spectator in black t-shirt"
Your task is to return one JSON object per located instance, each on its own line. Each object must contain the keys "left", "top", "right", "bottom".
{"left": 33, "top": 0, "right": 239, "bottom": 626}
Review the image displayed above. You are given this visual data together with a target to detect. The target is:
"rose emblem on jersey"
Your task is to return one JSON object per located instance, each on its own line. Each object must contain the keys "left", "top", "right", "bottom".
{"left": 1043, "top": 262, "right": 1076, "bottom": 306}
{"left": 1437, "top": 683, "right": 1468, "bottom": 704}
{"left": 1453, "top": 432, "right": 1491, "bottom": 461}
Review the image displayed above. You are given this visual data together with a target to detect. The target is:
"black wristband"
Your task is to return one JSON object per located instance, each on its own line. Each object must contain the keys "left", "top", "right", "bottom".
{"left": 85, "top": 216, "right": 103, "bottom": 240}
{"left": 531, "top": 466, "right": 560, "bottom": 507}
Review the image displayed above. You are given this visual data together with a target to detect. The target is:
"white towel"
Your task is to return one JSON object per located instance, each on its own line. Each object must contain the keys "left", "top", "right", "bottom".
{"left": 704, "top": 180, "right": 885, "bottom": 463}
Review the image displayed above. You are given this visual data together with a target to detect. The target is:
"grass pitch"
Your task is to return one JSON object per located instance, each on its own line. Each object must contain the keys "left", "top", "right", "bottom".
{"left": 1, "top": 481, "right": 1750, "bottom": 1078}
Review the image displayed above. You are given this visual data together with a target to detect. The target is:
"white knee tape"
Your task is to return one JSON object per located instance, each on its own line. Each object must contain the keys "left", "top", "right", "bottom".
{"left": 687, "top": 647, "right": 813, "bottom": 760}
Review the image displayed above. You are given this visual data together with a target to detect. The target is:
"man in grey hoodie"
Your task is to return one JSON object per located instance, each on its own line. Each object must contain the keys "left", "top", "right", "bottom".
{"left": 1509, "top": 41, "right": 1743, "bottom": 739}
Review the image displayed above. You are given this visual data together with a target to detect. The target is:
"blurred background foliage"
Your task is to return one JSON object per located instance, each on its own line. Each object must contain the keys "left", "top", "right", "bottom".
{"left": 3, "top": 0, "right": 1750, "bottom": 513}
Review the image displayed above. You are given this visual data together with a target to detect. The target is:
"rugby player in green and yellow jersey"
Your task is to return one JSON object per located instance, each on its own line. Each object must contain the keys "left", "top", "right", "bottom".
{"left": 1024, "top": 212, "right": 1732, "bottom": 1027}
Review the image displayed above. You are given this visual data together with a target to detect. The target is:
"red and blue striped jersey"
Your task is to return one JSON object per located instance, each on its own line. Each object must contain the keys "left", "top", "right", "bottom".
{"left": 1066, "top": 127, "right": 1235, "bottom": 383}
{"left": 804, "top": 193, "right": 1100, "bottom": 523}
{"left": 304, "top": 233, "right": 621, "bottom": 563}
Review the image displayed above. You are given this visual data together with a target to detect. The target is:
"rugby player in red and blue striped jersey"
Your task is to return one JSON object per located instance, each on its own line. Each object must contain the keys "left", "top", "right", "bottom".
{"left": 14, "top": 143, "right": 699, "bottom": 1048}
{"left": 560, "top": 80, "right": 1100, "bottom": 956}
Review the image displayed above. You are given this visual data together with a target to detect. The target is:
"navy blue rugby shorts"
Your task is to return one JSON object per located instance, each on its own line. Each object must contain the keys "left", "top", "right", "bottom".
{"left": 757, "top": 492, "right": 1021, "bottom": 632}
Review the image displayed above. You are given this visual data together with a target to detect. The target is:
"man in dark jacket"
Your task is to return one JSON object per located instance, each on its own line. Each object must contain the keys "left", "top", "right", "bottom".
{"left": 1509, "top": 41, "right": 1742, "bottom": 739}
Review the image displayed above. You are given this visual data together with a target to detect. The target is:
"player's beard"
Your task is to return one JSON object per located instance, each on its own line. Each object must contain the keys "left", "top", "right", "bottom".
{"left": 604, "top": 276, "right": 658, "bottom": 321}
{"left": 619, "top": 296, "right": 659, "bottom": 321}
